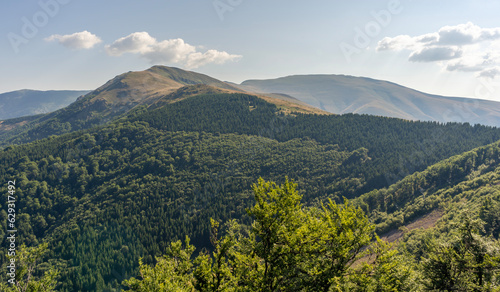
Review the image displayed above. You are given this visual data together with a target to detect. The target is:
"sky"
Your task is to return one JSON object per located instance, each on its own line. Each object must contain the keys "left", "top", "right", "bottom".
{"left": 2, "top": 0, "right": 500, "bottom": 101}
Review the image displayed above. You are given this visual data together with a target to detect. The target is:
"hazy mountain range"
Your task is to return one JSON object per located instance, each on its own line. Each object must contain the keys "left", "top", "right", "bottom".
{"left": 0, "top": 89, "right": 88, "bottom": 120}
{"left": 0, "top": 66, "right": 500, "bottom": 290}
{"left": 3, "top": 67, "right": 500, "bottom": 127}
{"left": 238, "top": 74, "right": 500, "bottom": 127}
{"left": 0, "top": 66, "right": 326, "bottom": 147}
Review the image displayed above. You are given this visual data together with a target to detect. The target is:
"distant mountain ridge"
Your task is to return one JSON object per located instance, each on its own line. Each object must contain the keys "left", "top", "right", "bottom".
{"left": 0, "top": 89, "right": 89, "bottom": 120}
{"left": 0, "top": 66, "right": 326, "bottom": 147}
{"left": 2, "top": 66, "right": 500, "bottom": 290}
{"left": 5, "top": 66, "right": 500, "bottom": 148}
{"left": 238, "top": 74, "right": 500, "bottom": 127}
{"left": 2, "top": 80, "right": 500, "bottom": 290}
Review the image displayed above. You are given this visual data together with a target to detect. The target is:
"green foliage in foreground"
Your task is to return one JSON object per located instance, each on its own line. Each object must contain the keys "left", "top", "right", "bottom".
{"left": 122, "top": 178, "right": 500, "bottom": 291}
{"left": 2, "top": 93, "right": 500, "bottom": 290}
{"left": 0, "top": 243, "right": 58, "bottom": 292}
{"left": 398, "top": 210, "right": 500, "bottom": 291}
{"left": 422, "top": 213, "right": 500, "bottom": 290}
{"left": 123, "top": 178, "right": 416, "bottom": 292}
{"left": 2, "top": 176, "right": 499, "bottom": 291}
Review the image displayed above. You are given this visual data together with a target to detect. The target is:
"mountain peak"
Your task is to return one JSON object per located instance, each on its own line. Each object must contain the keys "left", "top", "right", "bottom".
{"left": 0, "top": 67, "right": 328, "bottom": 146}
{"left": 146, "top": 65, "right": 242, "bottom": 91}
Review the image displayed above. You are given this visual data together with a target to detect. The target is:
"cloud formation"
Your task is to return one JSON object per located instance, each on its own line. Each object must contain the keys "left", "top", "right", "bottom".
{"left": 377, "top": 22, "right": 500, "bottom": 78}
{"left": 45, "top": 31, "right": 102, "bottom": 49}
{"left": 409, "top": 46, "right": 462, "bottom": 62}
{"left": 105, "top": 32, "right": 241, "bottom": 69}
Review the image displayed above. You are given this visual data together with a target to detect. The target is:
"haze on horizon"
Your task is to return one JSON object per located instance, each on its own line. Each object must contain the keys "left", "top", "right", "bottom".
{"left": 2, "top": 0, "right": 500, "bottom": 101}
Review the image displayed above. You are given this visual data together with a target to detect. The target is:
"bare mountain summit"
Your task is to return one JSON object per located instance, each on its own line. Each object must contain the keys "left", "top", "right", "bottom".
{"left": 0, "top": 66, "right": 327, "bottom": 146}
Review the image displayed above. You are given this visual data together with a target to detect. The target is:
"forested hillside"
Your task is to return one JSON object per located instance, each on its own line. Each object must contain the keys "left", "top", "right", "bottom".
{"left": 351, "top": 140, "right": 500, "bottom": 290}
{"left": 0, "top": 91, "right": 499, "bottom": 290}
{"left": 239, "top": 74, "right": 500, "bottom": 127}
{"left": 0, "top": 120, "right": 357, "bottom": 291}
{"left": 121, "top": 178, "right": 500, "bottom": 291}
{"left": 0, "top": 67, "right": 321, "bottom": 148}
{"left": 131, "top": 92, "right": 500, "bottom": 196}
{"left": 356, "top": 139, "right": 500, "bottom": 236}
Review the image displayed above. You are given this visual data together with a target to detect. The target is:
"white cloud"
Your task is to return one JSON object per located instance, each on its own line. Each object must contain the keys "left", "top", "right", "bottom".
{"left": 409, "top": 47, "right": 462, "bottom": 62}
{"left": 105, "top": 32, "right": 156, "bottom": 56}
{"left": 446, "top": 47, "right": 489, "bottom": 72}
{"left": 45, "top": 31, "right": 102, "bottom": 49}
{"left": 377, "top": 35, "right": 415, "bottom": 51}
{"left": 478, "top": 67, "right": 500, "bottom": 78}
{"left": 446, "top": 61, "right": 484, "bottom": 72}
{"left": 376, "top": 22, "right": 500, "bottom": 78}
{"left": 143, "top": 39, "right": 197, "bottom": 64}
{"left": 416, "top": 33, "right": 439, "bottom": 44}
{"left": 105, "top": 32, "right": 241, "bottom": 69}
{"left": 436, "top": 22, "right": 482, "bottom": 45}
{"left": 185, "top": 50, "right": 242, "bottom": 69}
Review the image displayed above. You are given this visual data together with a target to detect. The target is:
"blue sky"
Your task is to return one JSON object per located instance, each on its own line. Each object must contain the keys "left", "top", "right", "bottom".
{"left": 2, "top": 0, "right": 500, "bottom": 101}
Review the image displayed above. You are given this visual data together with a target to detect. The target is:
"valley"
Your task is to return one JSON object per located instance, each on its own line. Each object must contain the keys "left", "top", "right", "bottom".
{"left": 0, "top": 66, "right": 499, "bottom": 291}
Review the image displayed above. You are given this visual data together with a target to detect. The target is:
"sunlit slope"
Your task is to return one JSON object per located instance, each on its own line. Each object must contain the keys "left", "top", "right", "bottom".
{"left": 240, "top": 74, "right": 500, "bottom": 127}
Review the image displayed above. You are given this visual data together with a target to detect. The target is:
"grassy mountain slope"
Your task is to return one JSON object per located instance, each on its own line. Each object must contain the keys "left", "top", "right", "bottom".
{"left": 0, "top": 91, "right": 500, "bottom": 290}
{"left": 239, "top": 74, "right": 500, "bottom": 127}
{"left": 0, "top": 67, "right": 324, "bottom": 147}
{"left": 0, "top": 90, "right": 89, "bottom": 120}
{"left": 146, "top": 66, "right": 242, "bottom": 91}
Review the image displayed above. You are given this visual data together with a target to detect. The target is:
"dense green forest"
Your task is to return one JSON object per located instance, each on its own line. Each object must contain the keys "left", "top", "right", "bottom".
{"left": 356, "top": 140, "right": 500, "bottom": 234}
{"left": 122, "top": 178, "right": 500, "bottom": 291}
{"left": 0, "top": 92, "right": 500, "bottom": 290}
{"left": 129, "top": 93, "right": 500, "bottom": 196}
{"left": 0, "top": 66, "right": 244, "bottom": 148}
